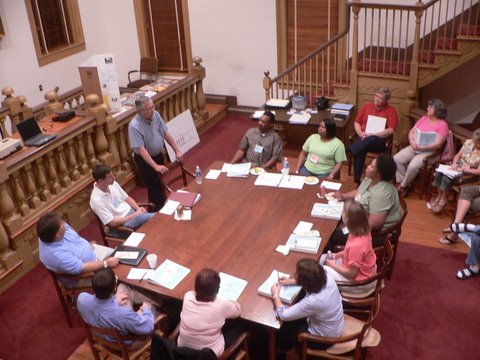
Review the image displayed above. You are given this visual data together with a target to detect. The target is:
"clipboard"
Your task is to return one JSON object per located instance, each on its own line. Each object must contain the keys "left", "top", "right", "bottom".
{"left": 112, "top": 245, "right": 147, "bottom": 266}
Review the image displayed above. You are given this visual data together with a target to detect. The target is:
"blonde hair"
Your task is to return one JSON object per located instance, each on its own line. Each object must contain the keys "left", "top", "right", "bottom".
{"left": 344, "top": 200, "right": 370, "bottom": 236}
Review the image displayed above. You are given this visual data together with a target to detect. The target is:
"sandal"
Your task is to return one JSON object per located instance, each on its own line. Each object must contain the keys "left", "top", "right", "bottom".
{"left": 432, "top": 201, "right": 447, "bottom": 213}
{"left": 450, "top": 223, "right": 476, "bottom": 233}
{"left": 456, "top": 267, "right": 480, "bottom": 280}
{"left": 426, "top": 197, "right": 440, "bottom": 210}
{"left": 438, "top": 234, "right": 459, "bottom": 244}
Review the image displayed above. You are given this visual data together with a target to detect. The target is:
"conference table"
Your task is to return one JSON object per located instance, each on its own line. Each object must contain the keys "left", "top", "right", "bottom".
{"left": 115, "top": 161, "right": 341, "bottom": 359}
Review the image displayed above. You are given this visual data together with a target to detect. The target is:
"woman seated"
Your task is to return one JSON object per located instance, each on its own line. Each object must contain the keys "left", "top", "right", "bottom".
{"left": 394, "top": 99, "right": 449, "bottom": 197}
{"left": 448, "top": 223, "right": 480, "bottom": 280}
{"left": 439, "top": 185, "right": 480, "bottom": 244}
{"left": 323, "top": 200, "right": 377, "bottom": 293}
{"left": 329, "top": 154, "right": 401, "bottom": 248}
{"left": 177, "top": 268, "right": 241, "bottom": 357}
{"left": 428, "top": 129, "right": 480, "bottom": 213}
{"left": 271, "top": 259, "right": 344, "bottom": 356}
{"left": 295, "top": 119, "right": 346, "bottom": 179}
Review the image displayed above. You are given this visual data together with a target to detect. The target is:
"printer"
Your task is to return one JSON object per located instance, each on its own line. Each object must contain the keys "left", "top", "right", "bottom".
{"left": 0, "top": 138, "right": 23, "bottom": 160}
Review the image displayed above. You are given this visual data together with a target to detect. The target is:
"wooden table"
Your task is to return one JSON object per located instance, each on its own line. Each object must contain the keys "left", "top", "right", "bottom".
{"left": 115, "top": 161, "right": 340, "bottom": 358}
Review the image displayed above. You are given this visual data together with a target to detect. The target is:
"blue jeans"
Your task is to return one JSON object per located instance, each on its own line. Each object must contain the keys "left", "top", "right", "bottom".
{"left": 349, "top": 135, "right": 386, "bottom": 183}
{"left": 467, "top": 232, "right": 480, "bottom": 266}
{"left": 299, "top": 165, "right": 330, "bottom": 178}
{"left": 110, "top": 209, "right": 156, "bottom": 238}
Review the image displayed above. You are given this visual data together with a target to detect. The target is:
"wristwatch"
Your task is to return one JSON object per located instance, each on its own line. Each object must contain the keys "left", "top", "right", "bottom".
{"left": 103, "top": 260, "right": 108, "bottom": 269}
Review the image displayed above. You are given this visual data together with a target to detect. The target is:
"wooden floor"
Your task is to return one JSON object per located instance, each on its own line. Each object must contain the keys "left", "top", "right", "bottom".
{"left": 68, "top": 154, "right": 469, "bottom": 359}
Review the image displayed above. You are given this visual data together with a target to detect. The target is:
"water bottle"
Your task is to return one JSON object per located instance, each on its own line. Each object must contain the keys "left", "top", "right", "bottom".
{"left": 195, "top": 165, "right": 202, "bottom": 184}
{"left": 327, "top": 250, "right": 334, "bottom": 260}
{"left": 282, "top": 157, "right": 289, "bottom": 175}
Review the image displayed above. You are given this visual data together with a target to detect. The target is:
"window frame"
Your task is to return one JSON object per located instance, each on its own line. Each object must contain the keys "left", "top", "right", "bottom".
{"left": 25, "top": 0, "right": 86, "bottom": 66}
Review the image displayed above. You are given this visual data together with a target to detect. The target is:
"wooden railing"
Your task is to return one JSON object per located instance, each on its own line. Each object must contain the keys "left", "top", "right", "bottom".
{"left": 0, "top": 57, "right": 206, "bottom": 292}
{"left": 263, "top": 0, "right": 479, "bottom": 107}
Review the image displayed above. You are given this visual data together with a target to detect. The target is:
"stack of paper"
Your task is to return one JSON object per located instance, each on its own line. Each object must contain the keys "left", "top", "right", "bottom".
{"left": 266, "top": 98, "right": 291, "bottom": 108}
{"left": 257, "top": 270, "right": 302, "bottom": 304}
{"left": 330, "top": 103, "right": 354, "bottom": 115}
{"left": 289, "top": 112, "right": 311, "bottom": 124}
{"left": 311, "top": 202, "right": 344, "bottom": 220}
{"left": 285, "top": 234, "right": 322, "bottom": 254}
{"left": 223, "top": 163, "right": 251, "bottom": 177}
{"left": 435, "top": 164, "right": 462, "bottom": 179}
{"left": 148, "top": 259, "right": 190, "bottom": 290}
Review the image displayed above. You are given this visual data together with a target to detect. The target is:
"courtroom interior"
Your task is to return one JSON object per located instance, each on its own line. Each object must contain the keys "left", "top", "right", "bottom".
{"left": 0, "top": 1, "right": 479, "bottom": 359}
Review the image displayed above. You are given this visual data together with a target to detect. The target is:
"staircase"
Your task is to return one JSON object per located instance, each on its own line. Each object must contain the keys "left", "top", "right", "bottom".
{"left": 263, "top": 0, "right": 480, "bottom": 142}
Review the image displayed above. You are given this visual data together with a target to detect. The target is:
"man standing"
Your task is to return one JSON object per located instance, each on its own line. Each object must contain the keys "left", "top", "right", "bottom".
{"left": 77, "top": 269, "right": 155, "bottom": 340}
{"left": 38, "top": 212, "right": 119, "bottom": 287}
{"left": 90, "top": 164, "right": 155, "bottom": 238}
{"left": 128, "top": 96, "right": 184, "bottom": 211}
{"left": 349, "top": 87, "right": 398, "bottom": 184}
{"left": 230, "top": 111, "right": 282, "bottom": 169}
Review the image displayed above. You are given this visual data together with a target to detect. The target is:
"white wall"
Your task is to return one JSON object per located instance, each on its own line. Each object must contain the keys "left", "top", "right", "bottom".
{"left": 188, "top": 0, "right": 277, "bottom": 107}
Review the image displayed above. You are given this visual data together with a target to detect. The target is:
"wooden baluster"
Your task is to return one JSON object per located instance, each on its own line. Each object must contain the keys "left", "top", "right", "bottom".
{"left": 56, "top": 146, "right": 71, "bottom": 188}
{"left": 23, "top": 165, "right": 41, "bottom": 209}
{"left": 174, "top": 93, "right": 181, "bottom": 116}
{"left": 190, "top": 82, "right": 198, "bottom": 117}
{"left": 0, "top": 164, "right": 22, "bottom": 235}
{"left": 66, "top": 140, "right": 81, "bottom": 181}
{"left": 85, "top": 94, "right": 114, "bottom": 166}
{"left": 185, "top": 85, "right": 193, "bottom": 114}
{"left": 118, "top": 126, "right": 131, "bottom": 172}
{"left": 349, "top": 1, "right": 360, "bottom": 104}
{"left": 0, "top": 111, "right": 9, "bottom": 138}
{"left": 85, "top": 131, "right": 99, "bottom": 168}
{"left": 0, "top": 221, "right": 18, "bottom": 272}
{"left": 46, "top": 152, "right": 62, "bottom": 194}
{"left": 11, "top": 172, "right": 29, "bottom": 216}
{"left": 192, "top": 57, "right": 206, "bottom": 112}
{"left": 34, "top": 158, "right": 51, "bottom": 201}
{"left": 75, "top": 136, "right": 90, "bottom": 175}
{"left": 1, "top": 87, "right": 22, "bottom": 132}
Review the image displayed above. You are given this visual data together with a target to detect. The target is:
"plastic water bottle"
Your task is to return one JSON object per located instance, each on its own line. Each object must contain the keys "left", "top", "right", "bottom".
{"left": 282, "top": 157, "right": 289, "bottom": 175}
{"left": 327, "top": 250, "right": 334, "bottom": 260}
{"left": 195, "top": 165, "right": 202, "bottom": 185}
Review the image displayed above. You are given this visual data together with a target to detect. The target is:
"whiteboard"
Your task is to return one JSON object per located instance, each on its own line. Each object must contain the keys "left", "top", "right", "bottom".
{"left": 165, "top": 110, "right": 200, "bottom": 161}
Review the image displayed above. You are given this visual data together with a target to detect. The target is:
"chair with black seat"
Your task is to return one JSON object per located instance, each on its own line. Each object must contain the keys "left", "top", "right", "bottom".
{"left": 91, "top": 202, "right": 155, "bottom": 247}
{"left": 83, "top": 313, "right": 168, "bottom": 360}
{"left": 297, "top": 296, "right": 381, "bottom": 360}
{"left": 47, "top": 268, "right": 94, "bottom": 328}
{"left": 150, "top": 323, "right": 250, "bottom": 360}
{"left": 127, "top": 57, "right": 158, "bottom": 89}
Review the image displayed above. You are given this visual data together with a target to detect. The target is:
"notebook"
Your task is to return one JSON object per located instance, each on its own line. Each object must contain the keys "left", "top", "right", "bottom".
{"left": 112, "top": 245, "right": 147, "bottom": 266}
{"left": 16, "top": 117, "right": 56, "bottom": 147}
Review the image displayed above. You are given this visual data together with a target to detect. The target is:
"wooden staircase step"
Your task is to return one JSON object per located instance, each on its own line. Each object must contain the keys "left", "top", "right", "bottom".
{"left": 457, "top": 24, "right": 480, "bottom": 36}
{"left": 436, "top": 37, "right": 458, "bottom": 50}
{"left": 358, "top": 58, "right": 411, "bottom": 76}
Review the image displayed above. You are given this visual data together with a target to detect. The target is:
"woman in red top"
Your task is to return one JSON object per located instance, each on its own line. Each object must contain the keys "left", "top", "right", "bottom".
{"left": 324, "top": 200, "right": 377, "bottom": 292}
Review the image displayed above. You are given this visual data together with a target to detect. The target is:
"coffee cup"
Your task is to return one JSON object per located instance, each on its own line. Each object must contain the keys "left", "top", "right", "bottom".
{"left": 146, "top": 254, "right": 157, "bottom": 269}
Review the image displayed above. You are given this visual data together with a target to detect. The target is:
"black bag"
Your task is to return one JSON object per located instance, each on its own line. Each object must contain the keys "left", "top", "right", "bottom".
{"left": 316, "top": 97, "right": 329, "bottom": 111}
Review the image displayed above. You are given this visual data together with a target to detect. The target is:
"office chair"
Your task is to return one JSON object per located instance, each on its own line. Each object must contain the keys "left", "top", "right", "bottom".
{"left": 127, "top": 57, "right": 158, "bottom": 89}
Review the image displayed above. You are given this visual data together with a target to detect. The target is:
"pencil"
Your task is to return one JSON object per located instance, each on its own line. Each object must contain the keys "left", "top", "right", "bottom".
{"left": 139, "top": 270, "right": 147, "bottom": 283}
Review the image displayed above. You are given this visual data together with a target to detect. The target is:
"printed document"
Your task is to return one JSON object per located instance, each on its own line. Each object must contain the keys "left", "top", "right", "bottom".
{"left": 217, "top": 272, "right": 248, "bottom": 301}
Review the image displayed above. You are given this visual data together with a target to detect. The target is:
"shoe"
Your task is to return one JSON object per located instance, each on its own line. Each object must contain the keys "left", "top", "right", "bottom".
{"left": 450, "top": 223, "right": 476, "bottom": 233}
{"left": 438, "top": 234, "right": 459, "bottom": 244}
{"left": 456, "top": 267, "right": 480, "bottom": 280}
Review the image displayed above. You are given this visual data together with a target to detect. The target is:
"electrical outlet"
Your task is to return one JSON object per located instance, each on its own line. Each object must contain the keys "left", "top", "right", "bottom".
{"left": 39, "top": 84, "right": 43, "bottom": 91}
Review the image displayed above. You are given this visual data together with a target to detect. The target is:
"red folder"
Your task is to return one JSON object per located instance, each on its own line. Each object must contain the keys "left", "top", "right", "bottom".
{"left": 168, "top": 191, "right": 198, "bottom": 208}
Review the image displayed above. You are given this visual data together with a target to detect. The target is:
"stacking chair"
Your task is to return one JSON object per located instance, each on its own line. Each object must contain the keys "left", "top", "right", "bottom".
{"left": 127, "top": 57, "right": 158, "bottom": 89}
{"left": 347, "top": 133, "right": 394, "bottom": 178}
{"left": 47, "top": 268, "right": 94, "bottom": 327}
{"left": 297, "top": 296, "right": 381, "bottom": 360}
{"left": 91, "top": 202, "right": 155, "bottom": 247}
{"left": 150, "top": 323, "right": 250, "bottom": 360}
{"left": 82, "top": 313, "right": 168, "bottom": 360}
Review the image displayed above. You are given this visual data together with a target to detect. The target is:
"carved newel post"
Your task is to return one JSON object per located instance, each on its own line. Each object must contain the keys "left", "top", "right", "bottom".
{"left": 1, "top": 87, "right": 22, "bottom": 132}
{"left": 44, "top": 89, "right": 64, "bottom": 115}
{"left": 192, "top": 57, "right": 207, "bottom": 122}
{"left": 85, "top": 94, "right": 114, "bottom": 167}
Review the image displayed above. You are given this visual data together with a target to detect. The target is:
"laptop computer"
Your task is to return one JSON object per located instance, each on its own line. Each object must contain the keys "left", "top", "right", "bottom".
{"left": 16, "top": 117, "right": 56, "bottom": 147}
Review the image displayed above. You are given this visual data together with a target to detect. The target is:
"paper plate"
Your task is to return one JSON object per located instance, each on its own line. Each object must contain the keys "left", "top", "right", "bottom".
{"left": 250, "top": 167, "right": 265, "bottom": 176}
{"left": 325, "top": 192, "right": 339, "bottom": 202}
{"left": 304, "top": 176, "right": 319, "bottom": 185}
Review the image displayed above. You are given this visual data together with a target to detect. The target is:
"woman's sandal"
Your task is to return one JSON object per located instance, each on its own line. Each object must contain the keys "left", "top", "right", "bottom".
{"left": 456, "top": 267, "right": 480, "bottom": 280}
{"left": 438, "top": 234, "right": 459, "bottom": 244}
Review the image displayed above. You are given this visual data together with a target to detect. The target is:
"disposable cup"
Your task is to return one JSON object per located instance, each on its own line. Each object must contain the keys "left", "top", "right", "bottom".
{"left": 146, "top": 254, "right": 157, "bottom": 269}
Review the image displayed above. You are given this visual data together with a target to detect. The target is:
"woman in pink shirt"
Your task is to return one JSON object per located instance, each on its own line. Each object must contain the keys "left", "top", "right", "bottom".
{"left": 177, "top": 268, "right": 241, "bottom": 357}
{"left": 324, "top": 200, "right": 377, "bottom": 292}
{"left": 394, "top": 98, "right": 449, "bottom": 197}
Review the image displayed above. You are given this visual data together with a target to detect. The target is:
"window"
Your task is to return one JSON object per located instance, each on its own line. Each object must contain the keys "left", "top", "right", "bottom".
{"left": 25, "top": 0, "right": 85, "bottom": 66}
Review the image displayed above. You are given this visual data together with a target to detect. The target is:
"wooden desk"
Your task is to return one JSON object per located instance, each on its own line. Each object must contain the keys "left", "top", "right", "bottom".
{"left": 115, "top": 161, "right": 339, "bottom": 357}
{"left": 271, "top": 109, "right": 352, "bottom": 146}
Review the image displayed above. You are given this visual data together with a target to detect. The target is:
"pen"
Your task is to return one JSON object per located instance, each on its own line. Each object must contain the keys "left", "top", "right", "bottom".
{"left": 139, "top": 270, "right": 147, "bottom": 283}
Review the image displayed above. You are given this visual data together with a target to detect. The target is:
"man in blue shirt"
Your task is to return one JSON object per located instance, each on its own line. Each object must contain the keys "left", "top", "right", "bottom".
{"left": 38, "top": 212, "right": 119, "bottom": 287}
{"left": 77, "top": 269, "right": 155, "bottom": 341}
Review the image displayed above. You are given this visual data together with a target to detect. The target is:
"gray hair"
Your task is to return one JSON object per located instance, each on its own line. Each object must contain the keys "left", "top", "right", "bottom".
{"left": 134, "top": 95, "right": 151, "bottom": 111}
{"left": 377, "top": 87, "right": 391, "bottom": 101}
{"left": 428, "top": 98, "right": 447, "bottom": 119}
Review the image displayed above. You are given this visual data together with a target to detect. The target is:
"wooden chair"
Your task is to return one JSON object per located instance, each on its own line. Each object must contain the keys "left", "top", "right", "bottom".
{"left": 47, "top": 268, "right": 94, "bottom": 327}
{"left": 151, "top": 324, "right": 250, "bottom": 360}
{"left": 347, "top": 133, "right": 394, "bottom": 178}
{"left": 297, "top": 296, "right": 381, "bottom": 360}
{"left": 91, "top": 202, "right": 155, "bottom": 247}
{"left": 82, "top": 313, "right": 168, "bottom": 360}
{"left": 371, "top": 194, "right": 408, "bottom": 279}
{"left": 162, "top": 160, "right": 196, "bottom": 194}
{"left": 127, "top": 57, "right": 158, "bottom": 89}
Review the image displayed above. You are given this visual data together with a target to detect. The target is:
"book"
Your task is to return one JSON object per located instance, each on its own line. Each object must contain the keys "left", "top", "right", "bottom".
{"left": 435, "top": 164, "right": 462, "bottom": 179}
{"left": 147, "top": 259, "right": 190, "bottom": 290}
{"left": 112, "top": 245, "right": 147, "bottom": 266}
{"left": 285, "top": 234, "right": 322, "bottom": 254}
{"left": 414, "top": 128, "right": 437, "bottom": 147}
{"left": 168, "top": 190, "right": 200, "bottom": 208}
{"left": 217, "top": 272, "right": 248, "bottom": 301}
{"left": 365, "top": 115, "right": 387, "bottom": 134}
{"left": 331, "top": 103, "right": 354, "bottom": 111}
{"left": 265, "top": 98, "right": 291, "bottom": 109}
{"left": 311, "top": 202, "right": 344, "bottom": 220}
{"left": 257, "top": 270, "right": 302, "bottom": 304}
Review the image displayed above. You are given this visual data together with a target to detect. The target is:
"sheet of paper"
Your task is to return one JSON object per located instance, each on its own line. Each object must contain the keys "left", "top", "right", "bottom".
{"left": 123, "top": 232, "right": 145, "bottom": 247}
{"left": 159, "top": 200, "right": 180, "bottom": 215}
{"left": 321, "top": 180, "right": 342, "bottom": 190}
{"left": 365, "top": 115, "right": 387, "bottom": 134}
{"left": 254, "top": 172, "right": 283, "bottom": 187}
{"left": 278, "top": 175, "right": 305, "bottom": 190}
{"left": 293, "top": 221, "right": 313, "bottom": 234}
{"left": 205, "top": 169, "right": 222, "bottom": 179}
{"left": 221, "top": 163, "right": 232, "bottom": 173}
{"left": 227, "top": 163, "right": 251, "bottom": 177}
{"left": 127, "top": 268, "right": 154, "bottom": 280}
{"left": 114, "top": 251, "right": 138, "bottom": 259}
{"left": 275, "top": 245, "right": 290, "bottom": 256}
{"left": 217, "top": 272, "right": 248, "bottom": 301}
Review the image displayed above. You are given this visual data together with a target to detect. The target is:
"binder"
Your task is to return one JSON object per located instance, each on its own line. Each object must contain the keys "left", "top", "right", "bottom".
{"left": 112, "top": 245, "right": 147, "bottom": 266}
